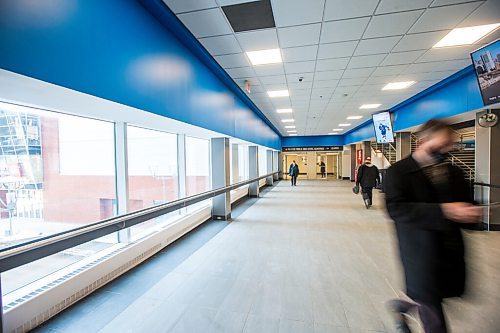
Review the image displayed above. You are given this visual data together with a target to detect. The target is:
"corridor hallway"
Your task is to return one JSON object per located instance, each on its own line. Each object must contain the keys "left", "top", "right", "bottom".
{"left": 36, "top": 181, "right": 500, "bottom": 333}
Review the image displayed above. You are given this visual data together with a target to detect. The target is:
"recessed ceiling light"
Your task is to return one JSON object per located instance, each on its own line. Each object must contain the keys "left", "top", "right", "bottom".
{"left": 246, "top": 48, "right": 282, "bottom": 65}
{"left": 289, "top": 133, "right": 297, "bottom": 136}
{"left": 285, "top": 125, "right": 296, "bottom": 129}
{"left": 282, "top": 118, "right": 294, "bottom": 123}
{"left": 359, "top": 104, "right": 381, "bottom": 109}
{"left": 433, "top": 23, "right": 500, "bottom": 48}
{"left": 382, "top": 81, "right": 416, "bottom": 90}
{"left": 267, "top": 90, "right": 289, "bottom": 98}
{"left": 347, "top": 115, "right": 363, "bottom": 119}
{"left": 287, "top": 130, "right": 297, "bottom": 133}
{"left": 277, "top": 108, "right": 292, "bottom": 113}
{"left": 332, "top": 128, "right": 343, "bottom": 131}
{"left": 328, "top": 132, "right": 338, "bottom": 135}
{"left": 338, "top": 123, "right": 351, "bottom": 127}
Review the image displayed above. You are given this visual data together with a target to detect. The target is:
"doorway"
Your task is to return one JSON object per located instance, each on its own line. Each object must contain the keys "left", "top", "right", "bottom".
{"left": 283, "top": 151, "right": 342, "bottom": 180}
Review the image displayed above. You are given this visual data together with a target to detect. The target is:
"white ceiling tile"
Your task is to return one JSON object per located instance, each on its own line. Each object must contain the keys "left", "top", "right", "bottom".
{"left": 313, "top": 80, "right": 340, "bottom": 88}
{"left": 364, "top": 10, "right": 424, "bottom": 38}
{"left": 354, "top": 36, "right": 402, "bottom": 56}
{"left": 338, "top": 77, "right": 368, "bottom": 86}
{"left": 226, "top": 66, "right": 256, "bottom": 78}
{"left": 286, "top": 73, "right": 315, "bottom": 83}
{"left": 364, "top": 75, "right": 398, "bottom": 84}
{"left": 347, "top": 54, "right": 387, "bottom": 68}
{"left": 199, "top": 34, "right": 243, "bottom": 56}
{"left": 282, "top": 45, "right": 319, "bottom": 62}
{"left": 163, "top": 0, "right": 217, "bottom": 13}
{"left": 284, "top": 61, "right": 316, "bottom": 74}
{"left": 405, "top": 59, "right": 469, "bottom": 73}
{"left": 288, "top": 81, "right": 314, "bottom": 90}
{"left": 321, "top": 17, "right": 371, "bottom": 43}
{"left": 273, "top": 0, "right": 326, "bottom": 27}
{"left": 278, "top": 24, "right": 322, "bottom": 48}
{"left": 396, "top": 70, "right": 457, "bottom": 82}
{"left": 289, "top": 88, "right": 312, "bottom": 95}
{"left": 416, "top": 45, "right": 476, "bottom": 63}
{"left": 314, "top": 70, "right": 345, "bottom": 80}
{"left": 217, "top": 0, "right": 256, "bottom": 5}
{"left": 178, "top": 8, "right": 232, "bottom": 38}
{"left": 372, "top": 64, "right": 409, "bottom": 76}
{"left": 259, "top": 75, "right": 287, "bottom": 84}
{"left": 236, "top": 29, "right": 279, "bottom": 51}
{"left": 380, "top": 50, "right": 426, "bottom": 65}
{"left": 431, "top": 0, "right": 484, "bottom": 6}
{"left": 317, "top": 41, "right": 358, "bottom": 59}
{"left": 409, "top": 2, "right": 482, "bottom": 33}
{"left": 316, "top": 57, "right": 350, "bottom": 71}
{"left": 376, "top": 0, "right": 433, "bottom": 14}
{"left": 334, "top": 85, "right": 361, "bottom": 93}
{"left": 262, "top": 82, "right": 288, "bottom": 90}
{"left": 457, "top": 0, "right": 500, "bottom": 27}
{"left": 214, "top": 53, "right": 250, "bottom": 68}
{"left": 392, "top": 30, "right": 450, "bottom": 52}
{"left": 342, "top": 67, "right": 376, "bottom": 78}
{"left": 324, "top": 0, "right": 378, "bottom": 20}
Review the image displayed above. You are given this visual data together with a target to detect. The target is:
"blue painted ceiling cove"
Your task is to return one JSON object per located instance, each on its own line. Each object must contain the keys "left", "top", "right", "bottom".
{"left": 0, "top": 0, "right": 281, "bottom": 150}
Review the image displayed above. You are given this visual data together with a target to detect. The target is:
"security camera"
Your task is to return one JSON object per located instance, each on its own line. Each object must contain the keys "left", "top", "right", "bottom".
{"left": 299, "top": 77, "right": 304, "bottom": 82}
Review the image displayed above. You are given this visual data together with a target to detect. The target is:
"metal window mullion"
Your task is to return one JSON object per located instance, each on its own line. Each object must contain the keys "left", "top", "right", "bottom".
{"left": 177, "top": 134, "right": 187, "bottom": 215}
{"left": 114, "top": 122, "right": 130, "bottom": 243}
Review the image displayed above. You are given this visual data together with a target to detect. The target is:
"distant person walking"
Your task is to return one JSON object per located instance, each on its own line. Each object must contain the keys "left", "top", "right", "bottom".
{"left": 320, "top": 161, "right": 326, "bottom": 178}
{"left": 385, "top": 119, "right": 482, "bottom": 333}
{"left": 289, "top": 160, "right": 299, "bottom": 186}
{"left": 356, "top": 156, "right": 380, "bottom": 208}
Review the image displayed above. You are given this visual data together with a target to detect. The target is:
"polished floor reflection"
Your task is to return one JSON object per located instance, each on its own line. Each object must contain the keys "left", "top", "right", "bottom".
{"left": 35, "top": 180, "right": 500, "bottom": 333}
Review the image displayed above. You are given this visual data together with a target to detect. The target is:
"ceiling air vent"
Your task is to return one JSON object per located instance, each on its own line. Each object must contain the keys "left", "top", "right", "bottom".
{"left": 222, "top": 0, "right": 275, "bottom": 33}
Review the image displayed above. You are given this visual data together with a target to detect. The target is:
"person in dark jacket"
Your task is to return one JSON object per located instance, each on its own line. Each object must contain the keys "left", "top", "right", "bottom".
{"left": 385, "top": 120, "right": 482, "bottom": 333}
{"left": 356, "top": 156, "right": 380, "bottom": 208}
{"left": 319, "top": 161, "right": 326, "bottom": 178}
{"left": 289, "top": 160, "right": 299, "bottom": 186}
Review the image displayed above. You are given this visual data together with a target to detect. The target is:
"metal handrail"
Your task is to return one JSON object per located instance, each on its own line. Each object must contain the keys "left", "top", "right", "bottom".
{"left": 0, "top": 172, "right": 280, "bottom": 273}
{"left": 474, "top": 182, "right": 500, "bottom": 189}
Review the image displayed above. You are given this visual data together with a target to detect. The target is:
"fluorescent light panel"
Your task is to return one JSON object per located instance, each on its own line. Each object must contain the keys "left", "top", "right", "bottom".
{"left": 287, "top": 130, "right": 297, "bottom": 133}
{"left": 338, "top": 123, "right": 351, "bottom": 127}
{"left": 347, "top": 116, "right": 363, "bottom": 119}
{"left": 285, "top": 125, "right": 296, "bottom": 129}
{"left": 433, "top": 23, "right": 500, "bottom": 48}
{"left": 267, "top": 90, "right": 289, "bottom": 98}
{"left": 359, "top": 104, "right": 381, "bottom": 109}
{"left": 332, "top": 128, "right": 343, "bottom": 131}
{"left": 281, "top": 118, "right": 294, "bottom": 123}
{"left": 246, "top": 49, "right": 282, "bottom": 65}
{"left": 277, "top": 108, "right": 292, "bottom": 113}
{"left": 289, "top": 134, "right": 297, "bottom": 136}
{"left": 382, "top": 81, "right": 415, "bottom": 90}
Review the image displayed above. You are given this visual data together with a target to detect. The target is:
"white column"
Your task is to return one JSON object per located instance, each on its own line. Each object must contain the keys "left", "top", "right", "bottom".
{"left": 248, "top": 146, "right": 259, "bottom": 197}
{"left": 231, "top": 143, "right": 239, "bottom": 184}
{"left": 273, "top": 151, "right": 279, "bottom": 180}
{"left": 177, "top": 134, "right": 187, "bottom": 199}
{"left": 211, "top": 137, "right": 231, "bottom": 220}
{"left": 266, "top": 149, "right": 274, "bottom": 185}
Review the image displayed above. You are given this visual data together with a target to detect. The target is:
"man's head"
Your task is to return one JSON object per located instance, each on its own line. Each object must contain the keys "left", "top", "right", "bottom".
{"left": 292, "top": 160, "right": 296, "bottom": 164}
{"left": 416, "top": 119, "right": 455, "bottom": 156}
{"left": 365, "top": 156, "right": 372, "bottom": 164}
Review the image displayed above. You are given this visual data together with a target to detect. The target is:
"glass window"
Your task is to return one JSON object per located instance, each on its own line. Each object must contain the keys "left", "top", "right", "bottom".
{"left": 259, "top": 147, "right": 267, "bottom": 176}
{"left": 126, "top": 126, "right": 179, "bottom": 240}
{"left": 185, "top": 137, "right": 210, "bottom": 212}
{"left": 185, "top": 137, "right": 210, "bottom": 196}
{"left": 0, "top": 102, "right": 117, "bottom": 296}
{"left": 238, "top": 145, "right": 249, "bottom": 181}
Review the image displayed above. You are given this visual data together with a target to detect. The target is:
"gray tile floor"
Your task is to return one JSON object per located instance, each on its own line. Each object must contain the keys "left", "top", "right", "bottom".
{"left": 35, "top": 180, "right": 500, "bottom": 333}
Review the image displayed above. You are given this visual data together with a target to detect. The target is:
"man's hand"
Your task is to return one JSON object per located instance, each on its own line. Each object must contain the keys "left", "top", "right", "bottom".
{"left": 441, "top": 202, "right": 483, "bottom": 223}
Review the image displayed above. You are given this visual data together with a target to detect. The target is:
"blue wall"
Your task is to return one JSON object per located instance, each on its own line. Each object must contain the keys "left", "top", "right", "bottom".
{"left": 281, "top": 135, "right": 344, "bottom": 147}
{"left": 0, "top": 0, "right": 281, "bottom": 149}
{"left": 342, "top": 66, "right": 484, "bottom": 145}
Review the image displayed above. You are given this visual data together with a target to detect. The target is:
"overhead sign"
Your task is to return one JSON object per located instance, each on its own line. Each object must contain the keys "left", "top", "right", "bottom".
{"left": 282, "top": 146, "right": 343, "bottom": 152}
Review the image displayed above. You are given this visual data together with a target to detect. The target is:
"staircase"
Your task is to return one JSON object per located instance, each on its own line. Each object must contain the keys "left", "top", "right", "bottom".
{"left": 410, "top": 133, "right": 475, "bottom": 181}
{"left": 371, "top": 142, "right": 397, "bottom": 165}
